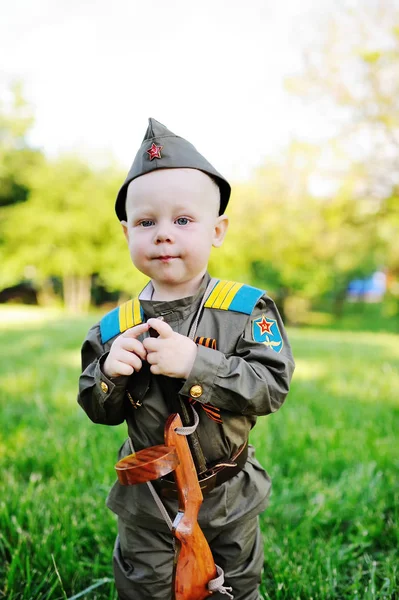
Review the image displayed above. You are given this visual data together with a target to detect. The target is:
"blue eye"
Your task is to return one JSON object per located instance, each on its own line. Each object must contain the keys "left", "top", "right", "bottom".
{"left": 140, "top": 220, "right": 154, "bottom": 227}
{"left": 176, "top": 217, "right": 189, "bottom": 226}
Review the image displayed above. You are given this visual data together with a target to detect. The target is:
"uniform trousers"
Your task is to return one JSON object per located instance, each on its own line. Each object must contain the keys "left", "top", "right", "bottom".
{"left": 113, "top": 515, "right": 264, "bottom": 600}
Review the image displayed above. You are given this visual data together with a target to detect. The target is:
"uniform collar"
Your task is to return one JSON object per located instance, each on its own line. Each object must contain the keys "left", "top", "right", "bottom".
{"left": 139, "top": 273, "right": 211, "bottom": 322}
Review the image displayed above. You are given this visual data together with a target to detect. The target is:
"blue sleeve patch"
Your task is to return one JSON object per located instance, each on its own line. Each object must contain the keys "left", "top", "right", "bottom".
{"left": 252, "top": 315, "right": 283, "bottom": 352}
{"left": 228, "top": 285, "right": 264, "bottom": 314}
{"left": 100, "top": 307, "right": 120, "bottom": 344}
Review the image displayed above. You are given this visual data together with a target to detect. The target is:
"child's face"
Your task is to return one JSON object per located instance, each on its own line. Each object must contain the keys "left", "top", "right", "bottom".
{"left": 122, "top": 168, "right": 229, "bottom": 299}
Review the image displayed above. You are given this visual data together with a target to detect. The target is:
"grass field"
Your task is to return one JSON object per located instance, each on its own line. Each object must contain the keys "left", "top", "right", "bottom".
{"left": 0, "top": 305, "right": 398, "bottom": 599}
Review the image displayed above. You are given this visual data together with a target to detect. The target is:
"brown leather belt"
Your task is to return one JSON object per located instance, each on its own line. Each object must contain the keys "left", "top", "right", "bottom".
{"left": 159, "top": 442, "right": 248, "bottom": 499}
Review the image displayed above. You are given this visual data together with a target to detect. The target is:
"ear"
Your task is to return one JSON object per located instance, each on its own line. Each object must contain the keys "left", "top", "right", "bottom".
{"left": 212, "top": 214, "right": 229, "bottom": 248}
{"left": 121, "top": 220, "right": 129, "bottom": 242}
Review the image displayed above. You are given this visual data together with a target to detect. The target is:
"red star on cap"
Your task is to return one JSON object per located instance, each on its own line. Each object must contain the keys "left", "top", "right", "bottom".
{"left": 256, "top": 316, "right": 273, "bottom": 336}
{"left": 146, "top": 143, "right": 163, "bottom": 160}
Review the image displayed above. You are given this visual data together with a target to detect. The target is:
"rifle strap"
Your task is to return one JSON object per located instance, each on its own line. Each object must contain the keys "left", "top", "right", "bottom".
{"left": 173, "top": 403, "right": 199, "bottom": 436}
{"left": 147, "top": 276, "right": 219, "bottom": 476}
{"left": 209, "top": 566, "right": 234, "bottom": 598}
{"left": 187, "top": 277, "right": 219, "bottom": 340}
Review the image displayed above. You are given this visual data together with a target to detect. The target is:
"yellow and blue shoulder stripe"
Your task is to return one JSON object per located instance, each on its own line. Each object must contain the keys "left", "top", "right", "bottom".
{"left": 100, "top": 298, "right": 144, "bottom": 344}
{"left": 204, "top": 280, "right": 264, "bottom": 314}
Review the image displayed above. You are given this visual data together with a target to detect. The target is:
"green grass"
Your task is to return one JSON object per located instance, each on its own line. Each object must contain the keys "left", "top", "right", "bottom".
{"left": 0, "top": 306, "right": 398, "bottom": 599}
{"left": 305, "top": 301, "right": 399, "bottom": 334}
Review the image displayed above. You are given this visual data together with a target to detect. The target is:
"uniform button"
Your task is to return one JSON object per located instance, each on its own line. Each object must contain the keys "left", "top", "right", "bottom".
{"left": 190, "top": 384, "right": 203, "bottom": 399}
{"left": 100, "top": 381, "right": 109, "bottom": 393}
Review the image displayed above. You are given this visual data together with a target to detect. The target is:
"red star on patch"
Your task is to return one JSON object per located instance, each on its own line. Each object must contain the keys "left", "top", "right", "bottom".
{"left": 256, "top": 316, "right": 273, "bottom": 335}
{"left": 146, "top": 143, "right": 163, "bottom": 160}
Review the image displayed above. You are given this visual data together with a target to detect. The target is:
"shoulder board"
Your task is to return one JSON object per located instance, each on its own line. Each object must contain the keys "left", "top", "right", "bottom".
{"left": 100, "top": 298, "right": 144, "bottom": 344}
{"left": 204, "top": 280, "right": 264, "bottom": 315}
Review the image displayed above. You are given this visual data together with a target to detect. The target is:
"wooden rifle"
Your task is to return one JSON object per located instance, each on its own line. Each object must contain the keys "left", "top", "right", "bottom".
{"left": 115, "top": 412, "right": 217, "bottom": 600}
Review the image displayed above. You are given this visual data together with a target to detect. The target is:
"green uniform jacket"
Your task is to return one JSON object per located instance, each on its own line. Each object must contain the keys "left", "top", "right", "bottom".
{"left": 78, "top": 274, "right": 295, "bottom": 531}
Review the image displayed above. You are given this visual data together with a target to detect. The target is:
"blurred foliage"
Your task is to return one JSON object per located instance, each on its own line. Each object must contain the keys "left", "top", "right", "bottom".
{"left": 286, "top": 4, "right": 399, "bottom": 275}
{"left": 0, "top": 87, "right": 147, "bottom": 311}
{"left": 1, "top": 4, "right": 399, "bottom": 318}
{"left": 211, "top": 143, "right": 390, "bottom": 320}
{"left": 0, "top": 82, "right": 43, "bottom": 209}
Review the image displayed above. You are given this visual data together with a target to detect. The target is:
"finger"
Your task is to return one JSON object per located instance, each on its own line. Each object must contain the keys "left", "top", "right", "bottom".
{"left": 113, "top": 361, "right": 134, "bottom": 376}
{"left": 122, "top": 323, "right": 150, "bottom": 338}
{"left": 149, "top": 364, "right": 161, "bottom": 375}
{"left": 146, "top": 318, "right": 173, "bottom": 339}
{"left": 142, "top": 337, "right": 160, "bottom": 352}
{"left": 120, "top": 338, "right": 147, "bottom": 360}
{"left": 116, "top": 350, "right": 143, "bottom": 371}
{"left": 145, "top": 351, "right": 158, "bottom": 365}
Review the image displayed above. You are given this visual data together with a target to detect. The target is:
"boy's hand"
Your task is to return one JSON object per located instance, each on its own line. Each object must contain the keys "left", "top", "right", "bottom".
{"left": 143, "top": 318, "right": 197, "bottom": 379}
{"left": 103, "top": 323, "right": 149, "bottom": 378}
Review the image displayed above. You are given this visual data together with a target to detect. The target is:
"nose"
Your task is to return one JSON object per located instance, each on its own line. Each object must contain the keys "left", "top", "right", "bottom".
{"left": 154, "top": 222, "right": 174, "bottom": 244}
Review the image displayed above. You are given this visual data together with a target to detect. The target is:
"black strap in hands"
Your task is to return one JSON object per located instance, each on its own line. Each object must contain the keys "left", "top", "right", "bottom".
{"left": 158, "top": 374, "right": 208, "bottom": 476}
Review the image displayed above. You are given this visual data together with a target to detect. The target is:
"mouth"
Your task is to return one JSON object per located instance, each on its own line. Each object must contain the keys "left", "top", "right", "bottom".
{"left": 153, "top": 255, "right": 178, "bottom": 263}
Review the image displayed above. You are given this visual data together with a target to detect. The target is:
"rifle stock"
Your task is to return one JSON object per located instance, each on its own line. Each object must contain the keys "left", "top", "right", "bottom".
{"left": 115, "top": 413, "right": 217, "bottom": 600}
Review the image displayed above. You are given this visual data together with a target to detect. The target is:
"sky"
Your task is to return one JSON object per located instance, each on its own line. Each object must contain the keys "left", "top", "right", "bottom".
{"left": 1, "top": 0, "right": 337, "bottom": 180}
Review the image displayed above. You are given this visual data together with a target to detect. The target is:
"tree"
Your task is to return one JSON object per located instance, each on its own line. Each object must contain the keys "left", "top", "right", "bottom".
{"left": 0, "top": 82, "right": 43, "bottom": 208}
{"left": 0, "top": 154, "right": 145, "bottom": 311}
{"left": 286, "top": 3, "right": 399, "bottom": 282}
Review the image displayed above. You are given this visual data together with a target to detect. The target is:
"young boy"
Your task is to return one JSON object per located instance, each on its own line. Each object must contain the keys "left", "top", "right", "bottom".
{"left": 78, "top": 118, "right": 295, "bottom": 600}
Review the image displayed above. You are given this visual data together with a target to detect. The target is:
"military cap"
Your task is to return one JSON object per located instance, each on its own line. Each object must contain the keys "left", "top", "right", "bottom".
{"left": 115, "top": 118, "right": 231, "bottom": 221}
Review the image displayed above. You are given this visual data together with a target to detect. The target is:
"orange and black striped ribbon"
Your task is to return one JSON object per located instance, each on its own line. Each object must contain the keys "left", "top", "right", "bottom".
{"left": 190, "top": 336, "right": 222, "bottom": 423}
{"left": 194, "top": 336, "right": 217, "bottom": 350}
{"left": 188, "top": 397, "right": 223, "bottom": 424}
